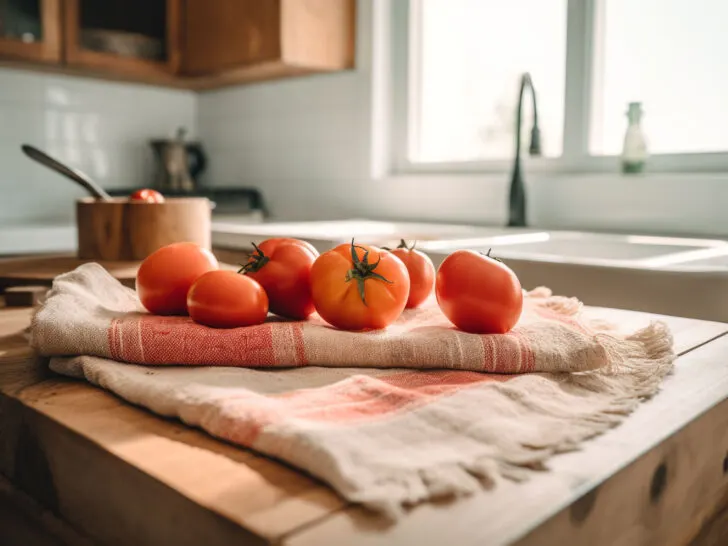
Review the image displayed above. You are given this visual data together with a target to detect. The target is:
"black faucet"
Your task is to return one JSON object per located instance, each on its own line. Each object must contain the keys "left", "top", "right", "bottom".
{"left": 507, "top": 73, "right": 541, "bottom": 227}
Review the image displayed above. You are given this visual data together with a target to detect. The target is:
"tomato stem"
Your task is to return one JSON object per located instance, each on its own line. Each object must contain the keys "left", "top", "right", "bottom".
{"left": 480, "top": 248, "right": 504, "bottom": 263}
{"left": 396, "top": 239, "right": 417, "bottom": 251}
{"left": 238, "top": 242, "right": 270, "bottom": 274}
{"left": 345, "top": 238, "right": 393, "bottom": 306}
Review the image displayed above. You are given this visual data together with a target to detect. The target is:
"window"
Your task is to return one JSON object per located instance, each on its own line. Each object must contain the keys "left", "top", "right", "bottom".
{"left": 590, "top": 0, "right": 728, "bottom": 155}
{"left": 395, "top": 0, "right": 728, "bottom": 172}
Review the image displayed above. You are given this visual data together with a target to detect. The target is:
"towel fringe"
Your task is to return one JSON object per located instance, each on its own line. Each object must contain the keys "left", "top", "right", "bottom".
{"left": 337, "top": 320, "right": 675, "bottom": 519}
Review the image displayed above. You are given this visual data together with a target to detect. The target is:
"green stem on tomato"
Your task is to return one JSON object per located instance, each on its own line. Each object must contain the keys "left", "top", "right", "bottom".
{"left": 396, "top": 239, "right": 418, "bottom": 251}
{"left": 237, "top": 242, "right": 270, "bottom": 274}
{"left": 345, "top": 238, "right": 393, "bottom": 305}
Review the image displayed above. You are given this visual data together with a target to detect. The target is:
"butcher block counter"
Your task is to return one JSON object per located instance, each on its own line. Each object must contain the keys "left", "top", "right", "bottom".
{"left": 2, "top": 299, "right": 728, "bottom": 545}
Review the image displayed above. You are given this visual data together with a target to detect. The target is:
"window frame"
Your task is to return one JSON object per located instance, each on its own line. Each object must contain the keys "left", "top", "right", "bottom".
{"left": 391, "top": 0, "right": 728, "bottom": 175}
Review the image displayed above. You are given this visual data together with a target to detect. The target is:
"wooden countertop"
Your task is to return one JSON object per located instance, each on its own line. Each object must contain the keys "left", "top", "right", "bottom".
{"left": 2, "top": 301, "right": 728, "bottom": 546}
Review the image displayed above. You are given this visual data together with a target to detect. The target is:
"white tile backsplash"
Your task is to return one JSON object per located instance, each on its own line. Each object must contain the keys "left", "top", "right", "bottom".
{"left": 0, "top": 67, "right": 196, "bottom": 223}
{"left": 197, "top": 70, "right": 371, "bottom": 188}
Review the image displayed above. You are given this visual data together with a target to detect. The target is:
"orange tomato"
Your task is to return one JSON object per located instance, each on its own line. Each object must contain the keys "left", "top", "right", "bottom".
{"left": 310, "top": 240, "right": 410, "bottom": 330}
{"left": 187, "top": 270, "right": 268, "bottom": 328}
{"left": 136, "top": 242, "right": 218, "bottom": 315}
{"left": 388, "top": 240, "right": 435, "bottom": 308}
{"left": 242, "top": 239, "right": 318, "bottom": 320}
{"left": 436, "top": 249, "right": 523, "bottom": 334}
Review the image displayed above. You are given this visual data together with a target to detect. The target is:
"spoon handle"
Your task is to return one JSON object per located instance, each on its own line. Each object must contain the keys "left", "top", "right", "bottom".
{"left": 21, "top": 144, "right": 112, "bottom": 201}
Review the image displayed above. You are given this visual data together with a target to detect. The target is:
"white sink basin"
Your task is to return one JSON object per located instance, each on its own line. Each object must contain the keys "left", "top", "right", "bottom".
{"left": 419, "top": 230, "right": 728, "bottom": 322}
{"left": 211, "top": 219, "right": 537, "bottom": 253}
{"left": 419, "top": 232, "right": 728, "bottom": 268}
{"left": 212, "top": 220, "right": 728, "bottom": 269}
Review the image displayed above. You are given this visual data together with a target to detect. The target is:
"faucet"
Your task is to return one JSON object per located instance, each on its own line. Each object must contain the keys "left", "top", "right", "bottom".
{"left": 507, "top": 73, "right": 541, "bottom": 227}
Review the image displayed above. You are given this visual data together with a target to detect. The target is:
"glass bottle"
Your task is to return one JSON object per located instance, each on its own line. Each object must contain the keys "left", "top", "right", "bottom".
{"left": 621, "top": 102, "right": 649, "bottom": 174}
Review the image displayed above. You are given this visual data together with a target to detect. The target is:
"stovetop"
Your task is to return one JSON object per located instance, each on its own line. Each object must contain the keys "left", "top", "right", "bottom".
{"left": 106, "top": 186, "right": 267, "bottom": 217}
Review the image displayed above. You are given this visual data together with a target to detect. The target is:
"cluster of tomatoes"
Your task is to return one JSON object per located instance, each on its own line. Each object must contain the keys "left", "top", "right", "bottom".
{"left": 135, "top": 237, "right": 524, "bottom": 334}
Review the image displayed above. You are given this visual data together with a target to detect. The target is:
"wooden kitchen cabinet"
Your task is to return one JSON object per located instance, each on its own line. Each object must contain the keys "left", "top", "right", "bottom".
{"left": 63, "top": 0, "right": 181, "bottom": 81}
{"left": 182, "top": 0, "right": 356, "bottom": 88}
{"left": 0, "top": 0, "right": 61, "bottom": 63}
{"left": 0, "top": 0, "right": 355, "bottom": 89}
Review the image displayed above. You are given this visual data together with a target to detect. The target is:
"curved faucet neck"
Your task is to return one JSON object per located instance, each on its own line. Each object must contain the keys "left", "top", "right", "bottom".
{"left": 507, "top": 73, "right": 541, "bottom": 228}
{"left": 515, "top": 73, "right": 540, "bottom": 162}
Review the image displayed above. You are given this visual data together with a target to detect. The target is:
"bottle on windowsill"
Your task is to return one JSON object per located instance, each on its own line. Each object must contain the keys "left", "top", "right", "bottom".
{"left": 621, "top": 101, "right": 649, "bottom": 174}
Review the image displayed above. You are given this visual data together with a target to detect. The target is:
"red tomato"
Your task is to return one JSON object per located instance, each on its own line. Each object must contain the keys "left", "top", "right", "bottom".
{"left": 310, "top": 240, "right": 410, "bottom": 330}
{"left": 257, "top": 237, "right": 319, "bottom": 257}
{"left": 136, "top": 242, "right": 218, "bottom": 315}
{"left": 436, "top": 249, "right": 523, "bottom": 334}
{"left": 130, "top": 189, "right": 165, "bottom": 203}
{"left": 188, "top": 270, "right": 268, "bottom": 328}
{"left": 388, "top": 240, "right": 435, "bottom": 309}
{"left": 241, "top": 239, "right": 318, "bottom": 320}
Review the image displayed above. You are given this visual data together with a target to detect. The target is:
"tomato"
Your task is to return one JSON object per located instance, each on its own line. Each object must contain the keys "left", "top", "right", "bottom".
{"left": 188, "top": 270, "right": 268, "bottom": 328}
{"left": 310, "top": 240, "right": 410, "bottom": 330}
{"left": 136, "top": 242, "right": 218, "bottom": 315}
{"left": 256, "top": 237, "right": 319, "bottom": 257}
{"left": 388, "top": 240, "right": 435, "bottom": 309}
{"left": 130, "top": 188, "right": 165, "bottom": 203}
{"left": 241, "top": 239, "right": 318, "bottom": 320}
{"left": 436, "top": 249, "right": 523, "bottom": 334}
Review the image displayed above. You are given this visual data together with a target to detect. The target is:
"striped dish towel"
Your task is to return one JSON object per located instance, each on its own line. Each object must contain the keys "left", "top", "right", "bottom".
{"left": 32, "top": 263, "right": 675, "bottom": 516}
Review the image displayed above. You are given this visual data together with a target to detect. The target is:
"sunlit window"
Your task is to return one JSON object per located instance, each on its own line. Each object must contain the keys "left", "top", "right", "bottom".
{"left": 414, "top": 0, "right": 567, "bottom": 162}
{"left": 590, "top": 0, "right": 728, "bottom": 155}
{"left": 403, "top": 0, "right": 728, "bottom": 169}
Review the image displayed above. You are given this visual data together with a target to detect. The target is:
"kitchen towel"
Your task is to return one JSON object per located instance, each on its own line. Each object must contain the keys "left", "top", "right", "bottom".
{"left": 32, "top": 263, "right": 675, "bottom": 516}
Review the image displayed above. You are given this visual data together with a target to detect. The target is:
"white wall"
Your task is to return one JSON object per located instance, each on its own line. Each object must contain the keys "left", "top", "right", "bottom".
{"left": 197, "top": 0, "right": 728, "bottom": 238}
{"left": 0, "top": 67, "right": 196, "bottom": 223}
{"left": 197, "top": 72, "right": 373, "bottom": 220}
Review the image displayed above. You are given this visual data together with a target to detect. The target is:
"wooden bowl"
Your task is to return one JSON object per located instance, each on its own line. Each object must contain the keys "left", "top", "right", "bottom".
{"left": 76, "top": 197, "right": 211, "bottom": 261}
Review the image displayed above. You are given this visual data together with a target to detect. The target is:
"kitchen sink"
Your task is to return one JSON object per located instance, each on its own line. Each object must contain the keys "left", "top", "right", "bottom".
{"left": 420, "top": 231, "right": 728, "bottom": 322}
{"left": 418, "top": 232, "right": 728, "bottom": 268}
{"left": 211, "top": 219, "right": 539, "bottom": 253}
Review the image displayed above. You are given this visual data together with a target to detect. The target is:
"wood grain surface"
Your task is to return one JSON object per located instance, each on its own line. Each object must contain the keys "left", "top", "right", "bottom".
{"left": 0, "top": 300, "right": 727, "bottom": 545}
{"left": 3, "top": 286, "right": 49, "bottom": 308}
{"left": 0, "top": 473, "right": 92, "bottom": 546}
{"left": 181, "top": 0, "right": 355, "bottom": 88}
{"left": 76, "top": 197, "right": 211, "bottom": 261}
{"left": 0, "top": 255, "right": 140, "bottom": 290}
{"left": 182, "top": 0, "right": 281, "bottom": 75}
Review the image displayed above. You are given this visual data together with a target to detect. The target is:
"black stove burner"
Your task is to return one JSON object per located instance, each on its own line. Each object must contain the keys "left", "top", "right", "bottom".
{"left": 106, "top": 186, "right": 267, "bottom": 216}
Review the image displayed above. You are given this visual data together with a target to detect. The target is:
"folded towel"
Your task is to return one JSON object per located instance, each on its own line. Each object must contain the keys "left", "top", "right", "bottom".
{"left": 32, "top": 263, "right": 675, "bottom": 516}
{"left": 33, "top": 263, "right": 668, "bottom": 374}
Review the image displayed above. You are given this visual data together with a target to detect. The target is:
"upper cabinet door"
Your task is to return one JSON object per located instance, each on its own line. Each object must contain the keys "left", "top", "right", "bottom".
{"left": 183, "top": 0, "right": 282, "bottom": 75}
{"left": 182, "top": 0, "right": 356, "bottom": 88}
{"left": 63, "top": 0, "right": 182, "bottom": 80}
{"left": 0, "top": 0, "right": 61, "bottom": 62}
